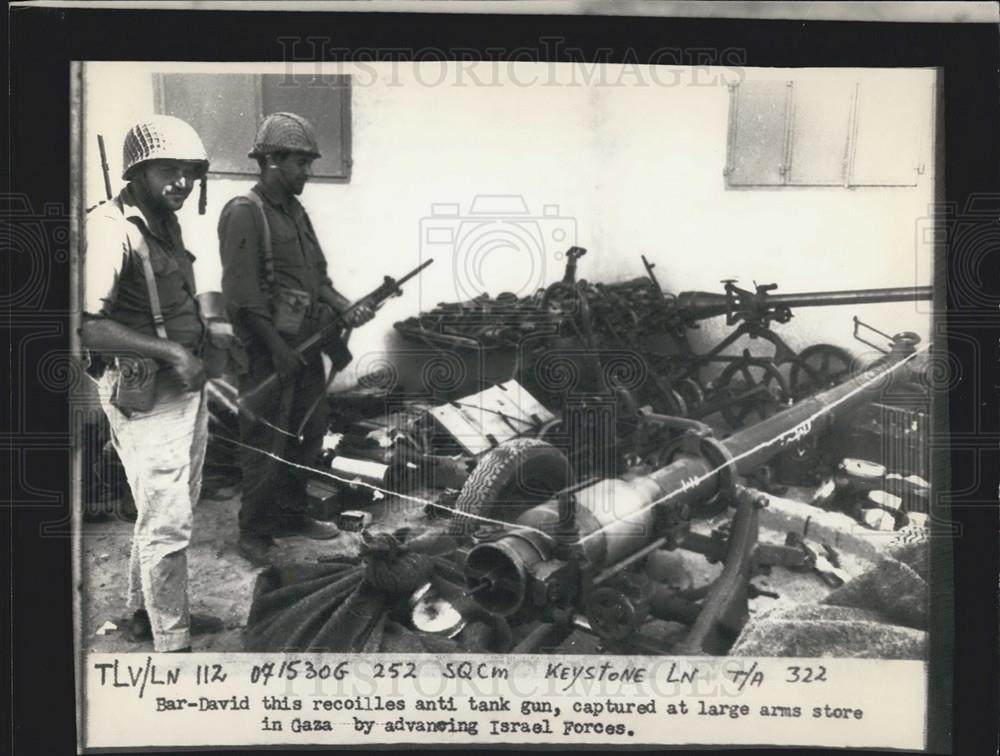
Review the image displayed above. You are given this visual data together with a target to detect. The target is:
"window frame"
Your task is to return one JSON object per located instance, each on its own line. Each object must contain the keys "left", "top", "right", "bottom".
{"left": 724, "top": 78, "right": 927, "bottom": 190}
{"left": 152, "top": 73, "right": 353, "bottom": 182}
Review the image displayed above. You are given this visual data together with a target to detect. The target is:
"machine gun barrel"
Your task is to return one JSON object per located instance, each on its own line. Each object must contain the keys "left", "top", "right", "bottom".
{"left": 672, "top": 284, "right": 932, "bottom": 322}
{"left": 463, "top": 345, "right": 918, "bottom": 618}
{"left": 763, "top": 285, "right": 933, "bottom": 310}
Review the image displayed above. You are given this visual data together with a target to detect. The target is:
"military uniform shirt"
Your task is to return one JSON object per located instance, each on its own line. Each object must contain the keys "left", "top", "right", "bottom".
{"left": 84, "top": 185, "right": 205, "bottom": 353}
{"left": 217, "top": 182, "right": 337, "bottom": 335}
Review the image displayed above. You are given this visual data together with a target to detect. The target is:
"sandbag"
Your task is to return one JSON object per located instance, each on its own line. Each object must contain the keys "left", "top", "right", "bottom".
{"left": 243, "top": 532, "right": 509, "bottom": 653}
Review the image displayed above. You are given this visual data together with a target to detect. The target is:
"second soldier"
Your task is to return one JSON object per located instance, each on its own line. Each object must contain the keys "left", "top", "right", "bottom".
{"left": 219, "top": 112, "right": 374, "bottom": 566}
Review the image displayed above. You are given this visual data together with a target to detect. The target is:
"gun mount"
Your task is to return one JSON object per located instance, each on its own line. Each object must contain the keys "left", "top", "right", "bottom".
{"left": 388, "top": 249, "right": 934, "bottom": 486}
{"left": 460, "top": 344, "right": 919, "bottom": 653}
{"left": 394, "top": 251, "right": 931, "bottom": 422}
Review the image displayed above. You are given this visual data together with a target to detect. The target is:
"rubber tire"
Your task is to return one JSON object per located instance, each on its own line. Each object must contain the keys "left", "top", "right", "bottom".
{"left": 448, "top": 438, "right": 574, "bottom": 536}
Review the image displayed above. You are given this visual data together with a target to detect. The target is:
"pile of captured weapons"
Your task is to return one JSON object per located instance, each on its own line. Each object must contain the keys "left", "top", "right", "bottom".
{"left": 394, "top": 248, "right": 678, "bottom": 353}
{"left": 394, "top": 249, "right": 695, "bottom": 413}
{"left": 395, "top": 247, "right": 932, "bottom": 427}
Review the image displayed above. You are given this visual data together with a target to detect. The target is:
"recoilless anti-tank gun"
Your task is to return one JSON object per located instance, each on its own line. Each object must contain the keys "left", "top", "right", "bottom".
{"left": 639, "top": 277, "right": 932, "bottom": 425}
{"left": 447, "top": 334, "right": 924, "bottom": 655}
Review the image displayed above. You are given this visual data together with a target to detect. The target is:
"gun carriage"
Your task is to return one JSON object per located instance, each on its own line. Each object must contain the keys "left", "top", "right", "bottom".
{"left": 453, "top": 338, "right": 921, "bottom": 654}
{"left": 297, "top": 322, "right": 926, "bottom": 656}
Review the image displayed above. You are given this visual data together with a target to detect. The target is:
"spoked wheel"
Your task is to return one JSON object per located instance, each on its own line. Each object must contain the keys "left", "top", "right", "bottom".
{"left": 714, "top": 357, "right": 791, "bottom": 429}
{"left": 788, "top": 344, "right": 854, "bottom": 399}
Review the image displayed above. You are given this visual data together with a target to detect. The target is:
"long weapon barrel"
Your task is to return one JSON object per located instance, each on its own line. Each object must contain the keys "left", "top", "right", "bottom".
{"left": 463, "top": 344, "right": 919, "bottom": 619}
{"left": 672, "top": 284, "right": 932, "bottom": 322}
{"left": 759, "top": 285, "right": 933, "bottom": 310}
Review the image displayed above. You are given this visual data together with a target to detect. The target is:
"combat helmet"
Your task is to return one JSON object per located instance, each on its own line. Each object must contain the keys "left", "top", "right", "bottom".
{"left": 248, "top": 112, "right": 322, "bottom": 159}
{"left": 121, "top": 115, "right": 209, "bottom": 180}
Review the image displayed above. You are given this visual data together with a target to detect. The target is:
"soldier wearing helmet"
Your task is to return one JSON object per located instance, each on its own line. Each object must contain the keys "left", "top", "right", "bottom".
{"left": 82, "top": 115, "right": 224, "bottom": 651}
{"left": 218, "top": 112, "right": 374, "bottom": 566}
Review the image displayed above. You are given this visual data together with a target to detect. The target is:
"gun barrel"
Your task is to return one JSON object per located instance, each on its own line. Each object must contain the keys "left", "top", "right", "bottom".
{"left": 673, "top": 284, "right": 933, "bottom": 321}
{"left": 396, "top": 258, "right": 434, "bottom": 288}
{"left": 464, "top": 347, "right": 917, "bottom": 616}
{"left": 97, "top": 134, "right": 113, "bottom": 201}
{"left": 765, "top": 285, "right": 933, "bottom": 310}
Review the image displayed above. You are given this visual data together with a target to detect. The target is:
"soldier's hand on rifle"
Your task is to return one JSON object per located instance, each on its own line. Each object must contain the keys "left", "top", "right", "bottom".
{"left": 270, "top": 341, "right": 308, "bottom": 384}
{"left": 169, "top": 345, "right": 207, "bottom": 392}
{"left": 344, "top": 301, "right": 375, "bottom": 328}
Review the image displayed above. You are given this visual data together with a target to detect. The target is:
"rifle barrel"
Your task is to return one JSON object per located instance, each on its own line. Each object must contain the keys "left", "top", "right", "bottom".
{"left": 97, "top": 134, "right": 113, "bottom": 201}
{"left": 395, "top": 258, "right": 434, "bottom": 288}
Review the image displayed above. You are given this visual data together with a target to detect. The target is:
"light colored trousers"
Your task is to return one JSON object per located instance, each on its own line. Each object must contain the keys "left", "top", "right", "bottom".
{"left": 98, "top": 371, "right": 208, "bottom": 651}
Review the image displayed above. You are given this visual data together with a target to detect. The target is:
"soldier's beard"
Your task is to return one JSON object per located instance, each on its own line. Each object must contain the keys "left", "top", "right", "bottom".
{"left": 273, "top": 164, "right": 305, "bottom": 196}
{"left": 133, "top": 174, "right": 187, "bottom": 215}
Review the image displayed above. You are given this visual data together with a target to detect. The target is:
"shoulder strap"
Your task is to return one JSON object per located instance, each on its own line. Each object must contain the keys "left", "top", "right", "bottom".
{"left": 243, "top": 190, "right": 275, "bottom": 291}
{"left": 130, "top": 234, "right": 169, "bottom": 339}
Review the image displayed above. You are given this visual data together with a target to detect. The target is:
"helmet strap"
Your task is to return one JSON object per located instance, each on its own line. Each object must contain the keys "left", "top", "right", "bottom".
{"left": 198, "top": 176, "right": 207, "bottom": 215}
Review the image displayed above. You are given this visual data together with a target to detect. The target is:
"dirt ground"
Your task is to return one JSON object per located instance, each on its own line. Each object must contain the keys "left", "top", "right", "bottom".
{"left": 80, "top": 485, "right": 428, "bottom": 653}
{"left": 80, "top": 478, "right": 877, "bottom": 654}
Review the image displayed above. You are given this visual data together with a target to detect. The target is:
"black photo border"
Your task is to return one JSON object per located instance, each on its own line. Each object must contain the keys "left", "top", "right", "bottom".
{"left": 8, "top": 5, "right": 999, "bottom": 755}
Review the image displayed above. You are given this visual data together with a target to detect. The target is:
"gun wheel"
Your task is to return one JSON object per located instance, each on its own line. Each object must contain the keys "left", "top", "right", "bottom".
{"left": 714, "top": 358, "right": 791, "bottom": 429}
{"left": 448, "top": 438, "right": 574, "bottom": 536}
{"left": 788, "top": 344, "right": 854, "bottom": 399}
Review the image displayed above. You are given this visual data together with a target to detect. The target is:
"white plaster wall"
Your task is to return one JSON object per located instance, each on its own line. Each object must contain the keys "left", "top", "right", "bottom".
{"left": 83, "top": 62, "right": 936, "bottom": 389}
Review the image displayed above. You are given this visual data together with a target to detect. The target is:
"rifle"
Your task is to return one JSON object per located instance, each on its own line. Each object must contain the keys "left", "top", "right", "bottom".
{"left": 85, "top": 134, "right": 116, "bottom": 212}
{"left": 98, "top": 134, "right": 113, "bottom": 201}
{"left": 641, "top": 254, "right": 669, "bottom": 303}
{"left": 241, "top": 258, "right": 434, "bottom": 408}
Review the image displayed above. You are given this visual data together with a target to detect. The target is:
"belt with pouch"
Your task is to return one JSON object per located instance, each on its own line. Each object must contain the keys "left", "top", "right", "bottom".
{"left": 243, "top": 190, "right": 353, "bottom": 372}
{"left": 108, "top": 234, "right": 170, "bottom": 415}
{"left": 276, "top": 290, "right": 352, "bottom": 372}
{"left": 108, "top": 234, "right": 219, "bottom": 413}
